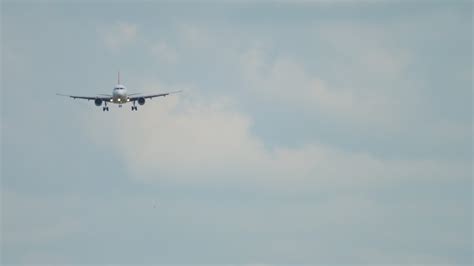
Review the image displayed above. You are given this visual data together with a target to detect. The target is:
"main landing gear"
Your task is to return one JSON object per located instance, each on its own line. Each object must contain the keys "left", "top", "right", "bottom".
{"left": 131, "top": 101, "right": 138, "bottom": 111}
{"left": 102, "top": 102, "right": 109, "bottom": 111}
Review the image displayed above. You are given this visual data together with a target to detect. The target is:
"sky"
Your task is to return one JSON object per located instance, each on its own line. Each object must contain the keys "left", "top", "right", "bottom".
{"left": 1, "top": 0, "right": 472, "bottom": 264}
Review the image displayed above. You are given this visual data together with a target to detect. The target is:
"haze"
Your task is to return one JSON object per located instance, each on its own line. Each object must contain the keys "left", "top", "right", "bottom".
{"left": 1, "top": 1, "right": 472, "bottom": 264}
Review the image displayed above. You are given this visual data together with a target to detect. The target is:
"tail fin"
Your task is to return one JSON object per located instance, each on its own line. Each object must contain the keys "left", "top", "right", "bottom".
{"left": 118, "top": 71, "right": 121, "bottom": 84}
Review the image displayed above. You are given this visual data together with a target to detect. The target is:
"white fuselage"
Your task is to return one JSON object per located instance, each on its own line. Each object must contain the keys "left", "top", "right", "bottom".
{"left": 111, "top": 84, "right": 128, "bottom": 105}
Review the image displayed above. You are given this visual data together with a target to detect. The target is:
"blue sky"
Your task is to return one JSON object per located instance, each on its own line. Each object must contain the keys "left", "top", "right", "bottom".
{"left": 1, "top": 1, "right": 472, "bottom": 264}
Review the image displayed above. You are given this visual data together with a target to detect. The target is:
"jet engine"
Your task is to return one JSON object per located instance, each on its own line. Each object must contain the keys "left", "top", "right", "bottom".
{"left": 94, "top": 98, "right": 103, "bottom": 106}
{"left": 138, "top": 97, "right": 146, "bottom": 105}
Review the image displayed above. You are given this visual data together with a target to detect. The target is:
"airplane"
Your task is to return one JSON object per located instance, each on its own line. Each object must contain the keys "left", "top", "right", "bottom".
{"left": 57, "top": 72, "right": 181, "bottom": 111}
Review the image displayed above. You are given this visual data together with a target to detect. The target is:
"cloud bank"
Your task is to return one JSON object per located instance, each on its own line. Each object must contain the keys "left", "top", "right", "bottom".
{"left": 82, "top": 91, "right": 470, "bottom": 192}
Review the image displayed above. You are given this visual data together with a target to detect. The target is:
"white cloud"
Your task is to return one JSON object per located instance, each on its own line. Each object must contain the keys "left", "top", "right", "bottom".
{"left": 239, "top": 46, "right": 408, "bottom": 131}
{"left": 81, "top": 90, "right": 470, "bottom": 192}
{"left": 170, "top": 21, "right": 426, "bottom": 134}
{"left": 237, "top": 36, "right": 470, "bottom": 148}
{"left": 99, "top": 22, "right": 138, "bottom": 51}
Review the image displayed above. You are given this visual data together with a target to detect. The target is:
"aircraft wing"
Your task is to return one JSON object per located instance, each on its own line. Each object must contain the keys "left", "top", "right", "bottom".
{"left": 56, "top": 93, "right": 111, "bottom": 101}
{"left": 128, "top": 90, "right": 181, "bottom": 101}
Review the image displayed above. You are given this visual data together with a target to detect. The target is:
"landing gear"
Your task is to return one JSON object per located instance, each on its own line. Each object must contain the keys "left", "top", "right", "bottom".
{"left": 103, "top": 107, "right": 109, "bottom": 111}
{"left": 131, "top": 106, "right": 138, "bottom": 111}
